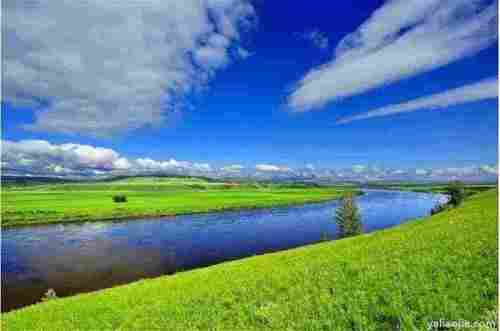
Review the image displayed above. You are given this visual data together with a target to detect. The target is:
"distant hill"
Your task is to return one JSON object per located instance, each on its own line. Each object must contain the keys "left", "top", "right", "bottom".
{"left": 1, "top": 176, "right": 78, "bottom": 186}
{"left": 0, "top": 174, "right": 218, "bottom": 186}
{"left": 92, "top": 173, "right": 219, "bottom": 183}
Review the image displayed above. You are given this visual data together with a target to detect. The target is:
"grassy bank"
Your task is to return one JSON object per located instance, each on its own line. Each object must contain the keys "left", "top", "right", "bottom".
{"left": 367, "top": 183, "right": 496, "bottom": 196}
{"left": 1, "top": 177, "right": 352, "bottom": 226}
{"left": 3, "top": 189, "right": 497, "bottom": 330}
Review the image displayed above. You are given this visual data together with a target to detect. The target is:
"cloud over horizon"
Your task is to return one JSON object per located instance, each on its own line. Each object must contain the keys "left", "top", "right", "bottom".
{"left": 255, "top": 164, "right": 292, "bottom": 173}
{"left": 287, "top": 0, "right": 498, "bottom": 112}
{"left": 336, "top": 77, "right": 498, "bottom": 124}
{"left": 2, "top": 139, "right": 215, "bottom": 177}
{"left": 221, "top": 164, "right": 245, "bottom": 173}
{"left": 2, "top": 140, "right": 497, "bottom": 182}
{"left": 3, "top": 0, "right": 255, "bottom": 136}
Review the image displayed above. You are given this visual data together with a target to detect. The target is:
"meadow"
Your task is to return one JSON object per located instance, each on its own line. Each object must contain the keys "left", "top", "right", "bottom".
{"left": 2, "top": 189, "right": 497, "bottom": 330}
{"left": 1, "top": 177, "right": 352, "bottom": 226}
{"left": 366, "top": 182, "right": 496, "bottom": 196}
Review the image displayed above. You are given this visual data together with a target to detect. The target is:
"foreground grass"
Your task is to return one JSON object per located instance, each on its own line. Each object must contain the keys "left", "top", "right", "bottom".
{"left": 2, "top": 178, "right": 350, "bottom": 226}
{"left": 3, "top": 189, "right": 497, "bottom": 330}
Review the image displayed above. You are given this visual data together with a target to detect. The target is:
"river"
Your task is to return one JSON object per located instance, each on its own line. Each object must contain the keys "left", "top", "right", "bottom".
{"left": 1, "top": 189, "right": 446, "bottom": 311}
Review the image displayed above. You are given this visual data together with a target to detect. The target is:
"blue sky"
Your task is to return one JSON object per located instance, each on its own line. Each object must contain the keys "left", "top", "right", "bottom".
{"left": 2, "top": 0, "right": 498, "bottom": 181}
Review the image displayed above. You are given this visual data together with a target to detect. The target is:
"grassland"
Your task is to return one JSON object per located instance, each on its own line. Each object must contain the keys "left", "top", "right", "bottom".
{"left": 367, "top": 182, "right": 496, "bottom": 196}
{"left": 3, "top": 189, "right": 497, "bottom": 330}
{"left": 1, "top": 177, "right": 353, "bottom": 226}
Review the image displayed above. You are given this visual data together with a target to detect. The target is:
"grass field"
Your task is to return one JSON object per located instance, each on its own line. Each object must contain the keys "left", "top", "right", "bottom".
{"left": 367, "top": 182, "right": 496, "bottom": 196}
{"left": 1, "top": 177, "right": 352, "bottom": 226}
{"left": 2, "top": 189, "right": 497, "bottom": 330}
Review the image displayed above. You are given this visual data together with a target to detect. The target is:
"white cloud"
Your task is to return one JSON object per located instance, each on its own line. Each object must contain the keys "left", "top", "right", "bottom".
{"left": 287, "top": 0, "right": 497, "bottom": 111}
{"left": 52, "top": 165, "right": 68, "bottom": 174}
{"left": 2, "top": 139, "right": 497, "bottom": 182}
{"left": 236, "top": 47, "right": 252, "bottom": 59}
{"left": 221, "top": 164, "right": 244, "bottom": 172}
{"left": 299, "top": 30, "right": 329, "bottom": 50}
{"left": 194, "top": 45, "right": 229, "bottom": 70}
{"left": 3, "top": 0, "right": 255, "bottom": 136}
{"left": 428, "top": 165, "right": 498, "bottom": 178}
{"left": 415, "top": 169, "right": 429, "bottom": 176}
{"left": 337, "top": 78, "right": 498, "bottom": 124}
{"left": 255, "top": 164, "right": 291, "bottom": 172}
{"left": 480, "top": 164, "right": 498, "bottom": 174}
{"left": 351, "top": 165, "right": 367, "bottom": 173}
{"left": 114, "top": 158, "right": 132, "bottom": 170}
{"left": 134, "top": 157, "right": 212, "bottom": 173}
{"left": 2, "top": 139, "right": 124, "bottom": 174}
{"left": 59, "top": 143, "right": 122, "bottom": 169}
{"left": 192, "top": 163, "right": 213, "bottom": 172}
{"left": 431, "top": 167, "right": 475, "bottom": 177}
{"left": 1, "top": 139, "right": 213, "bottom": 176}
{"left": 305, "top": 163, "right": 315, "bottom": 170}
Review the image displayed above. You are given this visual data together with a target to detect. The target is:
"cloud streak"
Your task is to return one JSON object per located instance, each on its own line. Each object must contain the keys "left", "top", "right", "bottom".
{"left": 336, "top": 77, "right": 498, "bottom": 124}
{"left": 3, "top": 0, "right": 255, "bottom": 136}
{"left": 255, "top": 164, "right": 291, "bottom": 173}
{"left": 287, "top": 0, "right": 497, "bottom": 111}
{"left": 221, "top": 164, "right": 244, "bottom": 173}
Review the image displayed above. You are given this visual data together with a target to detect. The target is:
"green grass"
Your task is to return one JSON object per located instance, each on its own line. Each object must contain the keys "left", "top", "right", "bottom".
{"left": 3, "top": 189, "right": 497, "bottom": 330}
{"left": 368, "top": 183, "right": 496, "bottom": 196}
{"left": 2, "top": 178, "right": 351, "bottom": 226}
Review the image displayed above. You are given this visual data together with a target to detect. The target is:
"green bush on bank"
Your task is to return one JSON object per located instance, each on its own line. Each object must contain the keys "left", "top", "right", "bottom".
{"left": 112, "top": 195, "right": 127, "bottom": 203}
{"left": 335, "top": 192, "right": 362, "bottom": 238}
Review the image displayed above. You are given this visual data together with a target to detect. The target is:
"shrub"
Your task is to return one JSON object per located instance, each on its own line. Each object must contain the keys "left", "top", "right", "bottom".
{"left": 190, "top": 184, "right": 206, "bottom": 190}
{"left": 430, "top": 202, "right": 449, "bottom": 215}
{"left": 41, "top": 288, "right": 57, "bottom": 302}
{"left": 335, "top": 193, "right": 362, "bottom": 238}
{"left": 113, "top": 195, "right": 127, "bottom": 203}
{"left": 446, "top": 181, "right": 465, "bottom": 207}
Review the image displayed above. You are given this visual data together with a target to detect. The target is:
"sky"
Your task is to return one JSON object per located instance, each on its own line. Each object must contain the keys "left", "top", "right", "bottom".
{"left": 2, "top": 0, "right": 499, "bottom": 182}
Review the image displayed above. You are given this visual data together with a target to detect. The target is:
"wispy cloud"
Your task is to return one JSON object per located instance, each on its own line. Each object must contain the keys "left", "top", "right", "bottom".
{"left": 287, "top": 0, "right": 497, "bottom": 111}
{"left": 3, "top": 1, "right": 255, "bottom": 136}
{"left": 337, "top": 78, "right": 498, "bottom": 124}
{"left": 220, "top": 164, "right": 245, "bottom": 173}
{"left": 255, "top": 164, "right": 291, "bottom": 173}
{"left": 298, "top": 30, "right": 329, "bottom": 50}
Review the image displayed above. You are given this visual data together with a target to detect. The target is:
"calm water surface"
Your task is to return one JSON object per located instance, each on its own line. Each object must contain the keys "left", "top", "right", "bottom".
{"left": 2, "top": 189, "right": 446, "bottom": 311}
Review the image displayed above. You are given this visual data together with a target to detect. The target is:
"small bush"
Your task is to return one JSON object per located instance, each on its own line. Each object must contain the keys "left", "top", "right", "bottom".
{"left": 446, "top": 181, "right": 465, "bottom": 207}
{"left": 335, "top": 193, "right": 363, "bottom": 238}
{"left": 221, "top": 183, "right": 238, "bottom": 189}
{"left": 190, "top": 184, "right": 206, "bottom": 190}
{"left": 41, "top": 288, "right": 57, "bottom": 302}
{"left": 430, "top": 202, "right": 449, "bottom": 215}
{"left": 113, "top": 195, "right": 127, "bottom": 203}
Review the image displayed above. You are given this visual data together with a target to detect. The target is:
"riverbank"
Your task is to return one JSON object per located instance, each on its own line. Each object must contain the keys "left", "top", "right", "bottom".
{"left": 365, "top": 183, "right": 496, "bottom": 195}
{"left": 3, "top": 189, "right": 497, "bottom": 330}
{"left": 2, "top": 178, "right": 354, "bottom": 226}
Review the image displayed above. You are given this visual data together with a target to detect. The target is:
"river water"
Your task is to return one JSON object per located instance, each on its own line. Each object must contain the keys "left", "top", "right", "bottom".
{"left": 1, "top": 189, "right": 446, "bottom": 311}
